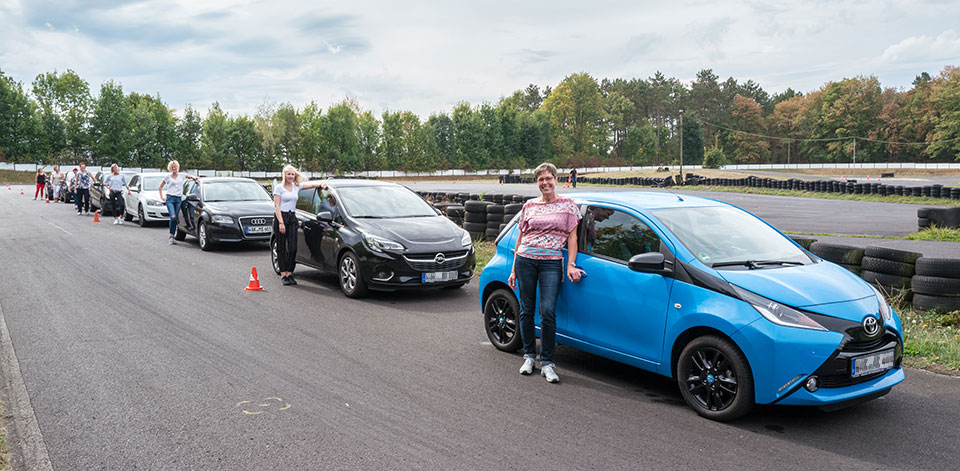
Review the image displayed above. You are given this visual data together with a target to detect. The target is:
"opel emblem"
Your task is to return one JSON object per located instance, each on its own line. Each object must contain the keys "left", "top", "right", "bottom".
{"left": 862, "top": 316, "right": 880, "bottom": 337}
{"left": 434, "top": 253, "right": 446, "bottom": 264}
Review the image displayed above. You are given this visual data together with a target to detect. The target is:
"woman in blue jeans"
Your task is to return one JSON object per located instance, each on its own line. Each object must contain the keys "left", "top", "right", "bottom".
{"left": 507, "top": 163, "right": 584, "bottom": 383}
{"left": 158, "top": 160, "right": 199, "bottom": 245}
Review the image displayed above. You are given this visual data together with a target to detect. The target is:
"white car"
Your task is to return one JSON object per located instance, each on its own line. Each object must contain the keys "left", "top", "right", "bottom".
{"left": 123, "top": 173, "right": 171, "bottom": 226}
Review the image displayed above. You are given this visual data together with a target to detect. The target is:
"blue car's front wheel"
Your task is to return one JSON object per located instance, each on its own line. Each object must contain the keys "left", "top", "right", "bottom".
{"left": 484, "top": 289, "right": 522, "bottom": 352}
{"left": 677, "top": 336, "right": 754, "bottom": 421}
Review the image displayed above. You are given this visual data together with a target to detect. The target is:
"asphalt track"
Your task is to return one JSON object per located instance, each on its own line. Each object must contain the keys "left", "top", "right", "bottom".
{"left": 1, "top": 186, "right": 960, "bottom": 470}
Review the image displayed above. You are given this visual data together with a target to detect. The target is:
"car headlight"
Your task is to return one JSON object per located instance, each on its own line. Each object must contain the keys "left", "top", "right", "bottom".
{"left": 212, "top": 215, "right": 234, "bottom": 225}
{"left": 870, "top": 285, "right": 894, "bottom": 323}
{"left": 732, "top": 285, "right": 827, "bottom": 331}
{"left": 460, "top": 229, "right": 473, "bottom": 247}
{"left": 146, "top": 199, "right": 164, "bottom": 206}
{"left": 363, "top": 233, "right": 404, "bottom": 252}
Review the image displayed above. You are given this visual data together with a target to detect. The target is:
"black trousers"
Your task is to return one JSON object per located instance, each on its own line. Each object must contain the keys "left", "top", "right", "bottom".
{"left": 109, "top": 190, "right": 123, "bottom": 215}
{"left": 274, "top": 211, "right": 298, "bottom": 273}
{"left": 76, "top": 188, "right": 90, "bottom": 212}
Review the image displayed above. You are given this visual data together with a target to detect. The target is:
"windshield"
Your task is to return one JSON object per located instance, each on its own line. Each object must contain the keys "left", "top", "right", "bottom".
{"left": 203, "top": 181, "right": 271, "bottom": 202}
{"left": 650, "top": 206, "right": 810, "bottom": 268}
{"left": 336, "top": 185, "right": 437, "bottom": 218}
{"left": 142, "top": 176, "right": 164, "bottom": 191}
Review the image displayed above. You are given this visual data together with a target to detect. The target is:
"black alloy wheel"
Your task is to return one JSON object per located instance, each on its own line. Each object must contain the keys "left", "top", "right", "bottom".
{"left": 198, "top": 221, "right": 212, "bottom": 251}
{"left": 677, "top": 336, "right": 754, "bottom": 421}
{"left": 483, "top": 289, "right": 522, "bottom": 352}
{"left": 338, "top": 252, "right": 368, "bottom": 298}
{"left": 138, "top": 205, "right": 147, "bottom": 227}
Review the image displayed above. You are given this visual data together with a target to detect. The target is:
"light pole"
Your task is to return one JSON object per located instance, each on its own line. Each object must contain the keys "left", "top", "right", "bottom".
{"left": 679, "top": 113, "right": 684, "bottom": 184}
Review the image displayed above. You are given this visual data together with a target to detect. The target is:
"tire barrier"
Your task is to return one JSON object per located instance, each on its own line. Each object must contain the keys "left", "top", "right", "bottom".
{"left": 917, "top": 207, "right": 960, "bottom": 230}
{"left": 788, "top": 235, "right": 817, "bottom": 250}
{"left": 911, "top": 258, "right": 960, "bottom": 312}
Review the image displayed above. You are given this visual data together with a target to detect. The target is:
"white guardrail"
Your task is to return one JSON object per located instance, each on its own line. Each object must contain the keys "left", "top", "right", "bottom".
{"left": 3, "top": 161, "right": 960, "bottom": 178}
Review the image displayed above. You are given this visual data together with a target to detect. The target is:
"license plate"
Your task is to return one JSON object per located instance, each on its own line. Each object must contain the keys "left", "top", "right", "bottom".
{"left": 422, "top": 271, "right": 457, "bottom": 283}
{"left": 851, "top": 349, "right": 895, "bottom": 378}
{"left": 245, "top": 226, "right": 271, "bottom": 234}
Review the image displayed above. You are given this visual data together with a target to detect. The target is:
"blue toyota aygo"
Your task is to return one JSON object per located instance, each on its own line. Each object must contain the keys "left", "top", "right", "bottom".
{"left": 479, "top": 192, "right": 904, "bottom": 421}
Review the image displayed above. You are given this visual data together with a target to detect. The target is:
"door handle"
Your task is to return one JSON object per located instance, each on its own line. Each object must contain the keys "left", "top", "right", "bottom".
{"left": 573, "top": 266, "right": 587, "bottom": 278}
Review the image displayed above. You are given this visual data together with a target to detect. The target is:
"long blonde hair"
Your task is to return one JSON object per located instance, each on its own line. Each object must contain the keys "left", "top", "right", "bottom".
{"left": 281, "top": 164, "right": 306, "bottom": 186}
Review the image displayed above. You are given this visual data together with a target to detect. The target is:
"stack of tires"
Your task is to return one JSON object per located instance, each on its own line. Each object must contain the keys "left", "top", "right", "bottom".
{"left": 463, "top": 200, "right": 490, "bottom": 241}
{"left": 911, "top": 258, "right": 960, "bottom": 312}
{"left": 485, "top": 204, "right": 505, "bottom": 241}
{"left": 789, "top": 235, "right": 817, "bottom": 250}
{"left": 445, "top": 204, "right": 465, "bottom": 226}
{"left": 918, "top": 207, "right": 960, "bottom": 230}
{"left": 860, "top": 246, "right": 922, "bottom": 297}
{"left": 502, "top": 202, "right": 523, "bottom": 233}
{"left": 809, "top": 242, "right": 864, "bottom": 274}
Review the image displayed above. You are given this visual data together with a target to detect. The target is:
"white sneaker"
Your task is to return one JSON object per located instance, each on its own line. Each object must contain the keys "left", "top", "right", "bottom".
{"left": 113, "top": 219, "right": 119, "bottom": 225}
{"left": 541, "top": 364, "right": 560, "bottom": 383}
{"left": 118, "top": 219, "right": 124, "bottom": 225}
{"left": 519, "top": 357, "right": 535, "bottom": 375}
{"left": 168, "top": 237, "right": 176, "bottom": 245}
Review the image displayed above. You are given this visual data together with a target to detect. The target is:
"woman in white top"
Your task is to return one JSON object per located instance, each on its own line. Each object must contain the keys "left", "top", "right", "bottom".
{"left": 158, "top": 160, "right": 199, "bottom": 245}
{"left": 274, "top": 165, "right": 327, "bottom": 285}
{"left": 102, "top": 164, "right": 131, "bottom": 225}
{"left": 49, "top": 165, "right": 64, "bottom": 202}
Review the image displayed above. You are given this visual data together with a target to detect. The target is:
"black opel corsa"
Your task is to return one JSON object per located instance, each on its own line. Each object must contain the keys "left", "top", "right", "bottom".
{"left": 174, "top": 177, "right": 275, "bottom": 250}
{"left": 271, "top": 179, "right": 476, "bottom": 297}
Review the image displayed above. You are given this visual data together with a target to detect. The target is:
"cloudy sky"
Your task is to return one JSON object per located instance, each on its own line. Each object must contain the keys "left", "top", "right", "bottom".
{"left": 2, "top": 0, "right": 959, "bottom": 118}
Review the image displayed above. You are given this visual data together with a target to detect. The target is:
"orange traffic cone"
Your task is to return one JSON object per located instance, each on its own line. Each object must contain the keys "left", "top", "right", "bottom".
{"left": 20, "top": 189, "right": 24, "bottom": 195}
{"left": 45, "top": 199, "right": 50, "bottom": 203}
{"left": 245, "top": 267, "right": 264, "bottom": 291}
{"left": 92, "top": 210, "right": 101, "bottom": 222}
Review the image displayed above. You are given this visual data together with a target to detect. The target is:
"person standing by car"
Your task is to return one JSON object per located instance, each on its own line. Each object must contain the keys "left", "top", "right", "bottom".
{"left": 102, "top": 164, "right": 131, "bottom": 225}
{"left": 49, "top": 165, "right": 64, "bottom": 202}
{"left": 507, "top": 162, "right": 584, "bottom": 383}
{"left": 73, "top": 163, "right": 95, "bottom": 215}
{"left": 34, "top": 167, "right": 46, "bottom": 200}
{"left": 158, "top": 160, "right": 199, "bottom": 245}
{"left": 273, "top": 165, "right": 327, "bottom": 286}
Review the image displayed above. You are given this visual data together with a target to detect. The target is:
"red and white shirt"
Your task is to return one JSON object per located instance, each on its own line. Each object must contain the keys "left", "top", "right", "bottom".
{"left": 517, "top": 196, "right": 581, "bottom": 260}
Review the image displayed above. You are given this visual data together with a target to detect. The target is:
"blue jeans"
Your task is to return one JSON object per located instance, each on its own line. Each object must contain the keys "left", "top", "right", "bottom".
{"left": 165, "top": 195, "right": 183, "bottom": 235}
{"left": 515, "top": 256, "right": 562, "bottom": 366}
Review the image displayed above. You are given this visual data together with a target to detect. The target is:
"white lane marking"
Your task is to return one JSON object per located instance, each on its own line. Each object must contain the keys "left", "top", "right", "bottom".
{"left": 46, "top": 220, "right": 72, "bottom": 235}
{"left": 0, "top": 302, "right": 54, "bottom": 471}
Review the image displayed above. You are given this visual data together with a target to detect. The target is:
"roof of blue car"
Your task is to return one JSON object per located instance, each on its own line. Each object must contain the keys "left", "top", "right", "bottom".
{"left": 565, "top": 191, "right": 727, "bottom": 210}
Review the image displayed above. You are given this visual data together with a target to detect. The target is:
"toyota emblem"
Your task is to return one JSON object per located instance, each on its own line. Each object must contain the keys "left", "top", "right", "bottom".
{"left": 434, "top": 253, "right": 446, "bottom": 264}
{"left": 862, "top": 316, "right": 880, "bottom": 337}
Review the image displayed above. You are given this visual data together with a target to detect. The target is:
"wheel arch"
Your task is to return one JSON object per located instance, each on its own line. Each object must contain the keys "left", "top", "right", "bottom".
{"left": 669, "top": 326, "right": 750, "bottom": 380}
{"left": 482, "top": 281, "right": 514, "bottom": 311}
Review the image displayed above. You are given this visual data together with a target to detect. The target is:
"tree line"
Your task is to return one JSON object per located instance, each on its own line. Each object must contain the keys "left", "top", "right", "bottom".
{"left": 1, "top": 66, "right": 958, "bottom": 172}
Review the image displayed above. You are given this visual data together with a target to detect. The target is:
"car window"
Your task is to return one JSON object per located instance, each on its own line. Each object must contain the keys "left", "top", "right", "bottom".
{"left": 142, "top": 176, "right": 164, "bottom": 191}
{"left": 183, "top": 180, "right": 195, "bottom": 197}
{"left": 297, "top": 188, "right": 316, "bottom": 212}
{"left": 129, "top": 175, "right": 139, "bottom": 188}
{"left": 583, "top": 206, "right": 661, "bottom": 263}
{"left": 336, "top": 185, "right": 436, "bottom": 218}
{"left": 202, "top": 181, "right": 270, "bottom": 202}
{"left": 316, "top": 189, "right": 342, "bottom": 221}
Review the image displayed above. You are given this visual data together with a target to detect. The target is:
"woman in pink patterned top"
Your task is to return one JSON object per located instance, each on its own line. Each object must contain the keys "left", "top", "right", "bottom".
{"left": 507, "top": 162, "right": 584, "bottom": 383}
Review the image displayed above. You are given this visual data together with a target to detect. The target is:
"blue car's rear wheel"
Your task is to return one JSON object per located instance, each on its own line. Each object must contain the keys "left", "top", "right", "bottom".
{"left": 484, "top": 289, "right": 522, "bottom": 352}
{"left": 677, "top": 336, "right": 754, "bottom": 421}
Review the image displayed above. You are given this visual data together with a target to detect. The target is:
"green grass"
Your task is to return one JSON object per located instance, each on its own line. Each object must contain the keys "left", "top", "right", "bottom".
{"left": 0, "top": 169, "right": 37, "bottom": 185}
{"left": 474, "top": 240, "right": 496, "bottom": 274}
{"left": 904, "top": 226, "right": 960, "bottom": 242}
{"left": 581, "top": 183, "right": 960, "bottom": 207}
{"left": 889, "top": 291, "right": 960, "bottom": 373}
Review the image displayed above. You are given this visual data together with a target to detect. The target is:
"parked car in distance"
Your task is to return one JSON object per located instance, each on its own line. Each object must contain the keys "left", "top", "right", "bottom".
{"left": 123, "top": 173, "right": 170, "bottom": 226}
{"left": 272, "top": 179, "right": 476, "bottom": 298}
{"left": 479, "top": 191, "right": 904, "bottom": 421}
{"left": 174, "top": 177, "right": 275, "bottom": 251}
{"left": 90, "top": 170, "right": 136, "bottom": 216}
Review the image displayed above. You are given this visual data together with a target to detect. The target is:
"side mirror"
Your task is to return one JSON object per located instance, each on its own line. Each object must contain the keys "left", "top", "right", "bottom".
{"left": 628, "top": 252, "right": 671, "bottom": 276}
{"left": 130, "top": 188, "right": 139, "bottom": 193}
{"left": 434, "top": 207, "right": 443, "bottom": 216}
{"left": 316, "top": 211, "right": 333, "bottom": 222}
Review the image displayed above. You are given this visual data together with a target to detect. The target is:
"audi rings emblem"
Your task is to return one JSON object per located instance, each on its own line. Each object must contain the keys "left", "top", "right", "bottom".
{"left": 250, "top": 218, "right": 267, "bottom": 225}
{"left": 862, "top": 316, "right": 880, "bottom": 337}
{"left": 434, "top": 253, "right": 446, "bottom": 264}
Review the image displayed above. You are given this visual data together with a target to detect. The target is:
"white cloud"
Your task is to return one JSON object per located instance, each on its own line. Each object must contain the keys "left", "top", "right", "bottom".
{"left": 882, "top": 29, "right": 960, "bottom": 63}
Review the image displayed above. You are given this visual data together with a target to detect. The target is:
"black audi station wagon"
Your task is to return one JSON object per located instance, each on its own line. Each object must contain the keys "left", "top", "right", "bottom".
{"left": 272, "top": 179, "right": 476, "bottom": 297}
{"left": 174, "top": 177, "right": 275, "bottom": 250}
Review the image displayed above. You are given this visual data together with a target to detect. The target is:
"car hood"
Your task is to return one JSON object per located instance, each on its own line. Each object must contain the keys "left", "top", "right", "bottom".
{"left": 201, "top": 201, "right": 275, "bottom": 216}
{"left": 717, "top": 261, "right": 874, "bottom": 308}
{"left": 354, "top": 216, "right": 465, "bottom": 252}
{"left": 140, "top": 190, "right": 162, "bottom": 201}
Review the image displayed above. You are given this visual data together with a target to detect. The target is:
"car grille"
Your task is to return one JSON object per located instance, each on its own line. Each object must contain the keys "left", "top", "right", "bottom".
{"left": 403, "top": 250, "right": 470, "bottom": 271}
{"left": 238, "top": 216, "right": 274, "bottom": 238}
{"left": 815, "top": 333, "right": 900, "bottom": 389}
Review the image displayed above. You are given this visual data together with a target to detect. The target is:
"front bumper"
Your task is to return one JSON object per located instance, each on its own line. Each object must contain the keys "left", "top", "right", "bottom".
{"left": 206, "top": 216, "right": 273, "bottom": 243}
{"left": 359, "top": 247, "right": 477, "bottom": 290}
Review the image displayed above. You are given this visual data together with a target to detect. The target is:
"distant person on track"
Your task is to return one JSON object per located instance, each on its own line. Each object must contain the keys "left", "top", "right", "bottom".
{"left": 507, "top": 162, "right": 584, "bottom": 383}
{"left": 73, "top": 163, "right": 96, "bottom": 215}
{"left": 158, "top": 160, "right": 199, "bottom": 245}
{"left": 570, "top": 167, "right": 578, "bottom": 188}
{"left": 273, "top": 165, "right": 327, "bottom": 286}
{"left": 49, "top": 165, "right": 64, "bottom": 202}
{"left": 103, "top": 164, "right": 131, "bottom": 225}
{"left": 34, "top": 167, "right": 46, "bottom": 200}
